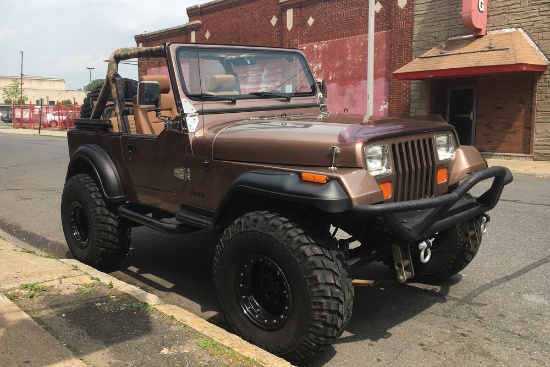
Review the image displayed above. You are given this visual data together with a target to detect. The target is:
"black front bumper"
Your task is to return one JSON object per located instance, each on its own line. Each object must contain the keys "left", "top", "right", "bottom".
{"left": 353, "top": 166, "right": 513, "bottom": 243}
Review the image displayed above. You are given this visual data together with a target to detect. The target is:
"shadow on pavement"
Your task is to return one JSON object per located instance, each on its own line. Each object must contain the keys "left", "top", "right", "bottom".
{"left": 107, "top": 228, "right": 469, "bottom": 366}
{"left": 13, "top": 282, "right": 227, "bottom": 367}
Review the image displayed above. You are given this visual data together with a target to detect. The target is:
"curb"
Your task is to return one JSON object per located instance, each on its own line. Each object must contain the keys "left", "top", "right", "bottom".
{"left": 62, "top": 260, "right": 294, "bottom": 367}
{"left": 0, "top": 127, "right": 67, "bottom": 138}
{"left": 0, "top": 294, "right": 88, "bottom": 367}
{"left": 0, "top": 223, "right": 293, "bottom": 367}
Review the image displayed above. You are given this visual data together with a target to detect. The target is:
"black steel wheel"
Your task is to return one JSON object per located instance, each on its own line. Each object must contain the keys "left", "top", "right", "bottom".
{"left": 69, "top": 201, "right": 90, "bottom": 249}
{"left": 61, "top": 174, "right": 130, "bottom": 269}
{"left": 236, "top": 254, "right": 292, "bottom": 330}
{"left": 213, "top": 211, "right": 353, "bottom": 365}
{"left": 412, "top": 217, "right": 483, "bottom": 282}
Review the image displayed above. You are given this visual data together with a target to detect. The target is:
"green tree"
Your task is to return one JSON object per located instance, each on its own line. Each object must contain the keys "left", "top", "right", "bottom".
{"left": 3, "top": 79, "right": 28, "bottom": 104}
{"left": 85, "top": 79, "right": 104, "bottom": 92}
{"left": 60, "top": 99, "right": 73, "bottom": 105}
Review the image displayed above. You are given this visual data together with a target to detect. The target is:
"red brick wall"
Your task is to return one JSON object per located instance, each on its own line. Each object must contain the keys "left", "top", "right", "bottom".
{"left": 429, "top": 75, "right": 535, "bottom": 155}
{"left": 296, "top": 0, "right": 368, "bottom": 45}
{"left": 187, "top": 0, "right": 281, "bottom": 46}
{"left": 135, "top": 27, "right": 190, "bottom": 78}
{"left": 476, "top": 74, "right": 535, "bottom": 155}
{"left": 384, "top": 1, "right": 413, "bottom": 118}
{"left": 135, "top": 0, "right": 414, "bottom": 117}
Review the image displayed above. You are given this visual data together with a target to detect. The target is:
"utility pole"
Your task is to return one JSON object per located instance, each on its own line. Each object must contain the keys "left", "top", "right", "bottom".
{"left": 20, "top": 51, "right": 23, "bottom": 104}
{"left": 367, "top": 0, "right": 374, "bottom": 118}
{"left": 86, "top": 67, "right": 94, "bottom": 83}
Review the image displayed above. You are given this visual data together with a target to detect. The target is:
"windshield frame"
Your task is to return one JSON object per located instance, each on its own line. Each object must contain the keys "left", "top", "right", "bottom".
{"left": 174, "top": 45, "right": 317, "bottom": 102}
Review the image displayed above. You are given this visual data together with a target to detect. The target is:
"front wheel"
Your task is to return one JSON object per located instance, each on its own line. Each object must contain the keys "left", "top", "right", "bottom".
{"left": 61, "top": 174, "right": 130, "bottom": 269}
{"left": 411, "top": 217, "right": 483, "bottom": 282}
{"left": 213, "top": 211, "right": 353, "bottom": 365}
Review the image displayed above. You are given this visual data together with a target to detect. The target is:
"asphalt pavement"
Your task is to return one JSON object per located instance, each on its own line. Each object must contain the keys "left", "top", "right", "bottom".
{"left": 1, "top": 125, "right": 549, "bottom": 367}
{"left": 0, "top": 125, "right": 292, "bottom": 367}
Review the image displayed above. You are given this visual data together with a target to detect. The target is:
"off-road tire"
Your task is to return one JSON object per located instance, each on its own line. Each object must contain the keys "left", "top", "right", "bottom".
{"left": 61, "top": 174, "right": 130, "bottom": 269}
{"left": 80, "top": 79, "right": 138, "bottom": 118}
{"left": 411, "top": 217, "right": 483, "bottom": 283}
{"left": 213, "top": 211, "right": 353, "bottom": 365}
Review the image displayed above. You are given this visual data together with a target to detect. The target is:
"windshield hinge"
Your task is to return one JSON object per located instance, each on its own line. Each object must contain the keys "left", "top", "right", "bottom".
{"left": 174, "top": 167, "right": 191, "bottom": 181}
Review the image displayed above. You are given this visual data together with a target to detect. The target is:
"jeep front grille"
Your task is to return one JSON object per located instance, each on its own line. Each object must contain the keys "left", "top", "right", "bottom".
{"left": 391, "top": 138, "right": 436, "bottom": 201}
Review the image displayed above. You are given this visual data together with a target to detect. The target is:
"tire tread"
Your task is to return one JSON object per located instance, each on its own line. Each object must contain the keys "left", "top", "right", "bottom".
{"left": 213, "top": 211, "right": 353, "bottom": 364}
{"left": 61, "top": 174, "right": 130, "bottom": 269}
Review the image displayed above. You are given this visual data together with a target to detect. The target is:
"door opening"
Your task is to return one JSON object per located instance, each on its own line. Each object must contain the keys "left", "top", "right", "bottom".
{"left": 447, "top": 87, "right": 476, "bottom": 146}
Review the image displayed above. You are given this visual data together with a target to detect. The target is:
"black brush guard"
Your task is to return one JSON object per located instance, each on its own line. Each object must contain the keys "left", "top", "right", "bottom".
{"left": 353, "top": 166, "right": 513, "bottom": 243}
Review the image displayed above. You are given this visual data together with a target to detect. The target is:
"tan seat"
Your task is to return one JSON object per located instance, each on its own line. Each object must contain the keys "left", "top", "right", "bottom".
{"left": 207, "top": 74, "right": 240, "bottom": 95}
{"left": 105, "top": 103, "right": 136, "bottom": 133}
{"left": 103, "top": 106, "right": 119, "bottom": 133}
{"left": 133, "top": 75, "right": 178, "bottom": 135}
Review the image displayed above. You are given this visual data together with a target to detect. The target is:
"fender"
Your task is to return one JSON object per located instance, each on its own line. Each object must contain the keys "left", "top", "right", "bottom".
{"left": 66, "top": 144, "right": 125, "bottom": 201}
{"left": 214, "top": 170, "right": 352, "bottom": 223}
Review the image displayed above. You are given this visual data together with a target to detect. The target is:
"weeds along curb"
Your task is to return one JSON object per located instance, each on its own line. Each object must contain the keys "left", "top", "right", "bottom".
{"left": 59, "top": 259, "right": 295, "bottom": 367}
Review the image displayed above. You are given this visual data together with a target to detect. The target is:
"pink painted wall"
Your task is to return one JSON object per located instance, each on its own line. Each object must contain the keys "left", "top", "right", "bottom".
{"left": 301, "top": 33, "right": 389, "bottom": 116}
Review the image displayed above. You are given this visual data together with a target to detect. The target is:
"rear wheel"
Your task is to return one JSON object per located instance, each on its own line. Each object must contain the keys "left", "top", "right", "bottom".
{"left": 412, "top": 217, "right": 483, "bottom": 282}
{"left": 61, "top": 174, "right": 130, "bottom": 269}
{"left": 213, "top": 211, "right": 353, "bottom": 364}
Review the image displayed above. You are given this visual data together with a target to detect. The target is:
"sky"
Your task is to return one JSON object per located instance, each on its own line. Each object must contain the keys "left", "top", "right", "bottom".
{"left": 0, "top": 0, "right": 212, "bottom": 90}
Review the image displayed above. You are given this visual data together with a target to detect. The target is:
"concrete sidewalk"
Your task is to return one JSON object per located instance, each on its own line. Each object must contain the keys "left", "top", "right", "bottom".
{"left": 0, "top": 231, "right": 292, "bottom": 367}
{"left": 0, "top": 125, "right": 68, "bottom": 138}
{"left": 486, "top": 157, "right": 550, "bottom": 177}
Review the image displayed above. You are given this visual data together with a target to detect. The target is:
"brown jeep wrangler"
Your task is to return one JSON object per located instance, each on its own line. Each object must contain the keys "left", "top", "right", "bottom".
{"left": 61, "top": 43, "right": 512, "bottom": 364}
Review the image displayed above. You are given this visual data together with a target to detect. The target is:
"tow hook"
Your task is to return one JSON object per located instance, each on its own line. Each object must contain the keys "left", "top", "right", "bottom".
{"left": 480, "top": 214, "right": 490, "bottom": 234}
{"left": 418, "top": 239, "right": 432, "bottom": 264}
{"left": 391, "top": 244, "right": 414, "bottom": 283}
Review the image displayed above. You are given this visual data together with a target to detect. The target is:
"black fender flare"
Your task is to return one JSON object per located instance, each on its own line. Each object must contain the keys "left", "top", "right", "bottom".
{"left": 214, "top": 170, "right": 352, "bottom": 224}
{"left": 66, "top": 144, "right": 125, "bottom": 202}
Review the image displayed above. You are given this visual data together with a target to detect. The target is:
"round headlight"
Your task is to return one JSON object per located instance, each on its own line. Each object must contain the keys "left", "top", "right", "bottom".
{"left": 365, "top": 143, "right": 392, "bottom": 177}
{"left": 435, "top": 133, "right": 456, "bottom": 161}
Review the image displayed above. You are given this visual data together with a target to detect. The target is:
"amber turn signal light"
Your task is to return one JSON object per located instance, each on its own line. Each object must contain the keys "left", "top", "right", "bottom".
{"left": 437, "top": 167, "right": 448, "bottom": 184}
{"left": 301, "top": 172, "right": 328, "bottom": 184}
{"left": 379, "top": 182, "right": 392, "bottom": 199}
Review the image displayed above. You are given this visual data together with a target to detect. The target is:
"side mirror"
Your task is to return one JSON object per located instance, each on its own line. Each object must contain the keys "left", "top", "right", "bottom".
{"left": 137, "top": 81, "right": 162, "bottom": 110}
{"left": 317, "top": 79, "right": 327, "bottom": 97}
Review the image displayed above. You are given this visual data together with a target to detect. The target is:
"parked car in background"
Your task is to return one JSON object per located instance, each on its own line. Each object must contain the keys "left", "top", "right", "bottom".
{"left": 1, "top": 111, "right": 12, "bottom": 123}
{"left": 45, "top": 111, "right": 75, "bottom": 128}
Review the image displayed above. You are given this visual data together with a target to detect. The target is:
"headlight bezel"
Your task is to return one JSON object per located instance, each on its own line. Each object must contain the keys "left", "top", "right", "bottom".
{"left": 435, "top": 133, "right": 456, "bottom": 161}
{"left": 365, "top": 142, "right": 392, "bottom": 177}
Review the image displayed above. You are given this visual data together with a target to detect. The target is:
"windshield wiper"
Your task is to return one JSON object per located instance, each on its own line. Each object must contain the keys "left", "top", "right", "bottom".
{"left": 249, "top": 91, "right": 291, "bottom": 101}
{"left": 188, "top": 93, "right": 236, "bottom": 103}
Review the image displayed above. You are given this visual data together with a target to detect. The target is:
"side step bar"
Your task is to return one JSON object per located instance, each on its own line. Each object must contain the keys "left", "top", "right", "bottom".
{"left": 118, "top": 204, "right": 199, "bottom": 234}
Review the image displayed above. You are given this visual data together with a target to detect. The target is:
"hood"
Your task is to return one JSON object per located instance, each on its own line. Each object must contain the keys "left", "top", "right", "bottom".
{"left": 212, "top": 114, "right": 454, "bottom": 167}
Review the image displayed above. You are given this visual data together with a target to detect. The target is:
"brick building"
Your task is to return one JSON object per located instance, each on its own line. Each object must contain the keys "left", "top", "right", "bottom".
{"left": 395, "top": 0, "right": 549, "bottom": 160}
{"left": 136, "top": 0, "right": 413, "bottom": 117}
{"left": 0, "top": 75, "right": 85, "bottom": 107}
{"left": 135, "top": 0, "right": 550, "bottom": 161}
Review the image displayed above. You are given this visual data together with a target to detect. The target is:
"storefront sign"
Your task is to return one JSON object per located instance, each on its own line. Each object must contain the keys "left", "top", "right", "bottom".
{"left": 461, "top": 0, "right": 488, "bottom": 36}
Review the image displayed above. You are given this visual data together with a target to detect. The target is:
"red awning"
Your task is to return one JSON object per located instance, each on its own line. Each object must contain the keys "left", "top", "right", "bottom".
{"left": 394, "top": 29, "right": 548, "bottom": 80}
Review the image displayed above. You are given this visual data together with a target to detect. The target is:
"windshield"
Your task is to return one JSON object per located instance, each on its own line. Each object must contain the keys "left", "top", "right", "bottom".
{"left": 176, "top": 46, "right": 316, "bottom": 100}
